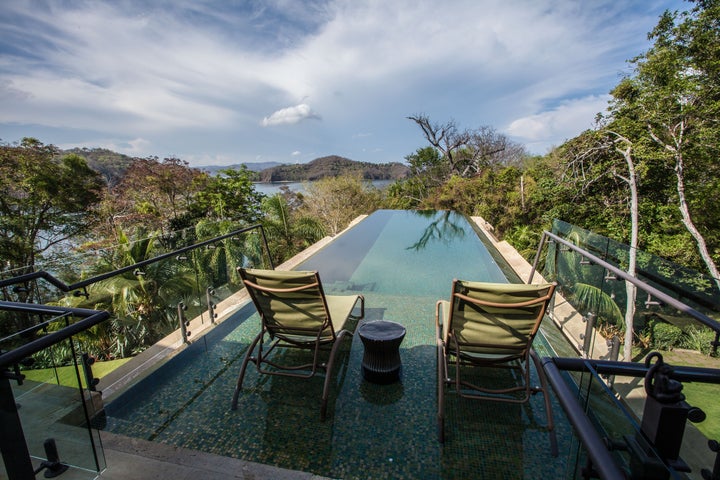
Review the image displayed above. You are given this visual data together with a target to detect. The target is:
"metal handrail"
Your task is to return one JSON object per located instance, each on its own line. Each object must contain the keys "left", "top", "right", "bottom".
{"left": 550, "top": 356, "right": 720, "bottom": 385}
{"left": 0, "top": 223, "right": 273, "bottom": 293}
{"left": 543, "top": 355, "right": 720, "bottom": 479}
{"left": 529, "top": 230, "right": 720, "bottom": 337}
{"left": 0, "top": 303, "right": 110, "bottom": 369}
{"left": 541, "top": 357, "right": 627, "bottom": 480}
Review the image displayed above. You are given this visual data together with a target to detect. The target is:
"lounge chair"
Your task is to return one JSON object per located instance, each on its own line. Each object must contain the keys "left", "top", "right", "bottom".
{"left": 436, "top": 280, "right": 557, "bottom": 454}
{"left": 232, "top": 268, "right": 364, "bottom": 420}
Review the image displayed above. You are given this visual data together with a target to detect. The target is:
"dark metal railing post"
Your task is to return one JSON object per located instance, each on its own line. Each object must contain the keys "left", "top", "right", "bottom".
{"left": 0, "top": 374, "right": 35, "bottom": 479}
{"left": 528, "top": 232, "right": 549, "bottom": 283}
{"left": 639, "top": 353, "right": 707, "bottom": 473}
{"left": 605, "top": 335, "right": 620, "bottom": 388}
{"left": 177, "top": 302, "right": 190, "bottom": 344}
{"left": 82, "top": 353, "right": 99, "bottom": 391}
{"left": 702, "top": 440, "right": 720, "bottom": 480}
{"left": 206, "top": 287, "right": 217, "bottom": 324}
{"left": 579, "top": 313, "right": 597, "bottom": 358}
{"left": 258, "top": 225, "right": 274, "bottom": 270}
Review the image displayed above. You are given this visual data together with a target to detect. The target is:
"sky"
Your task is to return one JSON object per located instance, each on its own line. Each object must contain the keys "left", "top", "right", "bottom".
{"left": 0, "top": 0, "right": 687, "bottom": 167}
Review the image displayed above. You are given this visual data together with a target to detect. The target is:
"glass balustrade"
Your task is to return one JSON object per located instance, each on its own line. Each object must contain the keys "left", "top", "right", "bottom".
{"left": 0, "top": 224, "right": 271, "bottom": 479}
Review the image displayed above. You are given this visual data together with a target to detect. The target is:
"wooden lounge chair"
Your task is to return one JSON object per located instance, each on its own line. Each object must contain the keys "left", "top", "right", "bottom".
{"left": 231, "top": 268, "right": 364, "bottom": 420}
{"left": 436, "top": 280, "right": 557, "bottom": 454}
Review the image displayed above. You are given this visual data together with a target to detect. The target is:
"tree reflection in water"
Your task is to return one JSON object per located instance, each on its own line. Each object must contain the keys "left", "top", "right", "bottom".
{"left": 406, "top": 210, "right": 466, "bottom": 251}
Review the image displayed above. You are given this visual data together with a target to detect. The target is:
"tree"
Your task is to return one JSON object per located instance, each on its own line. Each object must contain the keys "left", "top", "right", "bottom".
{"left": 407, "top": 115, "right": 526, "bottom": 179}
{"left": 557, "top": 128, "right": 644, "bottom": 360}
{"left": 109, "top": 157, "right": 203, "bottom": 235}
{"left": 0, "top": 138, "right": 105, "bottom": 273}
{"left": 407, "top": 115, "right": 470, "bottom": 178}
{"left": 301, "top": 175, "right": 382, "bottom": 236}
{"left": 190, "top": 167, "right": 265, "bottom": 223}
{"left": 385, "top": 147, "right": 445, "bottom": 209}
{"left": 611, "top": 0, "right": 720, "bottom": 290}
{"left": 261, "top": 194, "right": 324, "bottom": 266}
{"left": 69, "top": 227, "right": 196, "bottom": 358}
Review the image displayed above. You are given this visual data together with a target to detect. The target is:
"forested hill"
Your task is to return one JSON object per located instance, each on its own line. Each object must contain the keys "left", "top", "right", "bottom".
{"left": 64, "top": 148, "right": 409, "bottom": 184}
{"left": 63, "top": 148, "right": 136, "bottom": 186}
{"left": 255, "top": 155, "right": 409, "bottom": 182}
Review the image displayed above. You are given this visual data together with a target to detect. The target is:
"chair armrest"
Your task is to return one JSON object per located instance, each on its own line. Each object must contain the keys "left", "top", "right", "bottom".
{"left": 435, "top": 300, "right": 445, "bottom": 344}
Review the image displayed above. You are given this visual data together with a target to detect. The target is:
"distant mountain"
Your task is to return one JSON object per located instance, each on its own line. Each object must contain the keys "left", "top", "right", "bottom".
{"left": 198, "top": 162, "right": 282, "bottom": 174}
{"left": 63, "top": 148, "right": 409, "bottom": 185}
{"left": 256, "top": 155, "right": 409, "bottom": 182}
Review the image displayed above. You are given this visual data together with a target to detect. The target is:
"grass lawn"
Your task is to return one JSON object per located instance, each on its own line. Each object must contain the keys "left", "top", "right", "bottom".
{"left": 21, "top": 357, "right": 133, "bottom": 389}
{"left": 682, "top": 381, "right": 719, "bottom": 441}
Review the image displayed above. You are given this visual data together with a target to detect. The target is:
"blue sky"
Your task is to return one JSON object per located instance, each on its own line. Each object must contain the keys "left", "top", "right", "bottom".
{"left": 0, "top": 0, "right": 686, "bottom": 167}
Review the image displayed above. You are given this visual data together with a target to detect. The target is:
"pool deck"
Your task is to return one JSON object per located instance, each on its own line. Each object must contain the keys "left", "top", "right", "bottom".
{"left": 97, "top": 433, "right": 330, "bottom": 480}
{"left": 59, "top": 214, "right": 702, "bottom": 479}
{"left": 84, "top": 214, "right": 584, "bottom": 480}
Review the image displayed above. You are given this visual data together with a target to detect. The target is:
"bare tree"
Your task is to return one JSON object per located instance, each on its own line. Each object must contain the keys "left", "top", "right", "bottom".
{"left": 648, "top": 122, "right": 720, "bottom": 291}
{"left": 407, "top": 115, "right": 526, "bottom": 178}
{"left": 561, "top": 129, "right": 640, "bottom": 361}
{"left": 407, "top": 115, "right": 469, "bottom": 177}
{"left": 608, "top": 132, "right": 640, "bottom": 362}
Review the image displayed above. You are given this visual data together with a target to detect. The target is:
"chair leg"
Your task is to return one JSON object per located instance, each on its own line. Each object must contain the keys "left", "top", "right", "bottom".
{"left": 437, "top": 342, "right": 446, "bottom": 443}
{"left": 320, "top": 330, "right": 349, "bottom": 421}
{"left": 231, "top": 332, "right": 263, "bottom": 410}
{"left": 530, "top": 349, "right": 558, "bottom": 457}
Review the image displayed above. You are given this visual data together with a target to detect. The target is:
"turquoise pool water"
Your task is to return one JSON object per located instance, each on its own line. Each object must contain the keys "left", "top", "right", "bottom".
{"left": 104, "top": 210, "right": 571, "bottom": 478}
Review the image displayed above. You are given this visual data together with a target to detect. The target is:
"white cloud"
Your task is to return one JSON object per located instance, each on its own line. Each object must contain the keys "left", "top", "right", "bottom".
{"left": 261, "top": 104, "right": 320, "bottom": 127}
{"left": 291, "top": 150, "right": 302, "bottom": 156}
{"left": 0, "top": 0, "right": 682, "bottom": 164}
{"left": 506, "top": 95, "right": 611, "bottom": 153}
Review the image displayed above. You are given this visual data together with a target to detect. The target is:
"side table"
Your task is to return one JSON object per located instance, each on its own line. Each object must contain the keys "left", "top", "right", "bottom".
{"left": 358, "top": 320, "right": 406, "bottom": 384}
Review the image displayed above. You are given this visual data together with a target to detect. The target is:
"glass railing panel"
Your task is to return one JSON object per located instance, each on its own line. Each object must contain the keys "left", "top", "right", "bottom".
{"left": 197, "top": 229, "right": 270, "bottom": 306}
{"left": 33, "top": 226, "right": 266, "bottom": 359}
{"left": 543, "top": 238, "right": 622, "bottom": 360}
{"left": 566, "top": 364, "right": 697, "bottom": 479}
{"left": 7, "top": 334, "right": 105, "bottom": 479}
{"left": 545, "top": 221, "right": 720, "bottom": 362}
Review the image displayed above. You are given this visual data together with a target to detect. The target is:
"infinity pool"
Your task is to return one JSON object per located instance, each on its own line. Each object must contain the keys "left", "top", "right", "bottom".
{"left": 104, "top": 210, "right": 571, "bottom": 478}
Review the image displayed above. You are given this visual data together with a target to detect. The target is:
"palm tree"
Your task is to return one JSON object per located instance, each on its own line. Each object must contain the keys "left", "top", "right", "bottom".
{"left": 67, "top": 228, "right": 196, "bottom": 359}
{"left": 260, "top": 194, "right": 325, "bottom": 266}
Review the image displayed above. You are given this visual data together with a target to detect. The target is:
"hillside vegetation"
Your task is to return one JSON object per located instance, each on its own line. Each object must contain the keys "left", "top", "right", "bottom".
{"left": 63, "top": 147, "right": 136, "bottom": 186}
{"left": 63, "top": 148, "right": 409, "bottom": 183}
{"left": 254, "top": 155, "right": 409, "bottom": 182}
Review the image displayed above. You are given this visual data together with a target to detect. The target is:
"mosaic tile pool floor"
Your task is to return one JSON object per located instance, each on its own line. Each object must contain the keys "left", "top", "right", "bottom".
{"left": 104, "top": 290, "right": 575, "bottom": 479}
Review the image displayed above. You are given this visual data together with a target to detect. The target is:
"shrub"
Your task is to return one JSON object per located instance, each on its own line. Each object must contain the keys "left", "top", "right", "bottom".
{"left": 649, "top": 321, "right": 684, "bottom": 351}
{"left": 681, "top": 326, "right": 716, "bottom": 356}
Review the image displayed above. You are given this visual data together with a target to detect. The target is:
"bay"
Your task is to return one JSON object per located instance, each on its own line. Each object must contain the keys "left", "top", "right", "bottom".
{"left": 252, "top": 179, "right": 394, "bottom": 196}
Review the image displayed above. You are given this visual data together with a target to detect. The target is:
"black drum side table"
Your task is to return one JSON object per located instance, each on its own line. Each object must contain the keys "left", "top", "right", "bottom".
{"left": 358, "top": 320, "right": 406, "bottom": 384}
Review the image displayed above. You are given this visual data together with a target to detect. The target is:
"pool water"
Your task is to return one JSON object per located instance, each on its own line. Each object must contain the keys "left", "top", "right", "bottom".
{"left": 104, "top": 210, "right": 572, "bottom": 479}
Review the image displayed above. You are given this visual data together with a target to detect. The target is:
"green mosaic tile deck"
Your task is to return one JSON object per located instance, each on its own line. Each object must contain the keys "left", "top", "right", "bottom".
{"left": 105, "top": 290, "right": 572, "bottom": 479}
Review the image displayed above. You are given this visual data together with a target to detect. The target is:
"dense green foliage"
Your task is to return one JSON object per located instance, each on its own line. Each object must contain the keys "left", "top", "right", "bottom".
{"left": 0, "top": 138, "right": 105, "bottom": 274}
{"left": 390, "top": 1, "right": 720, "bottom": 284}
{"left": 301, "top": 175, "right": 384, "bottom": 235}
